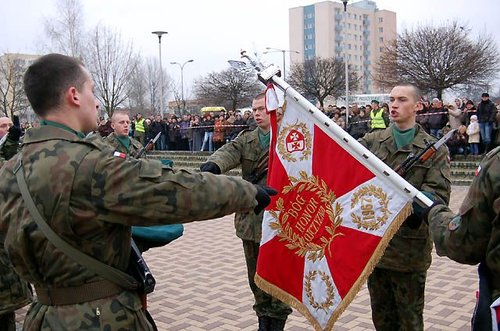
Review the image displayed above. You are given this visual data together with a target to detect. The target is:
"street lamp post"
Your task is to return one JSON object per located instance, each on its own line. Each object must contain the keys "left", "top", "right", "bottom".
{"left": 342, "top": 1, "right": 349, "bottom": 126}
{"left": 170, "top": 60, "right": 194, "bottom": 112}
{"left": 152, "top": 31, "right": 168, "bottom": 115}
{"left": 263, "top": 47, "right": 300, "bottom": 79}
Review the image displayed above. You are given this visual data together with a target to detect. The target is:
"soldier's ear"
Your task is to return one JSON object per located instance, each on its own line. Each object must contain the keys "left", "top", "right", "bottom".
{"left": 66, "top": 87, "right": 80, "bottom": 107}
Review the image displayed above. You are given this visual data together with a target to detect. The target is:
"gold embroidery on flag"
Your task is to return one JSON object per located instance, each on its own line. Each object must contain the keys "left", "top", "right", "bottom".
{"left": 268, "top": 171, "right": 343, "bottom": 262}
{"left": 350, "top": 185, "right": 391, "bottom": 231}
{"left": 277, "top": 121, "right": 312, "bottom": 162}
{"left": 304, "top": 270, "right": 335, "bottom": 312}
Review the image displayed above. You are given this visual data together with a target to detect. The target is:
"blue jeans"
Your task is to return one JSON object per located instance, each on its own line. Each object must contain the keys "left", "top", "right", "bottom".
{"left": 430, "top": 128, "right": 442, "bottom": 138}
{"left": 479, "top": 122, "right": 492, "bottom": 144}
{"left": 470, "top": 143, "right": 479, "bottom": 155}
{"left": 201, "top": 132, "right": 213, "bottom": 151}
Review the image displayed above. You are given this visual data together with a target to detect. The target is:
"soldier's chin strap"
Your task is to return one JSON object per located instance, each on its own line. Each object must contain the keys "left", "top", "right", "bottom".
{"left": 13, "top": 153, "right": 138, "bottom": 290}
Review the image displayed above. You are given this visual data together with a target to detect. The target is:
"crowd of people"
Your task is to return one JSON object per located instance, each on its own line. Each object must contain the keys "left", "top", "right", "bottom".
{"left": 96, "top": 109, "right": 256, "bottom": 152}
{"left": 321, "top": 94, "right": 500, "bottom": 158}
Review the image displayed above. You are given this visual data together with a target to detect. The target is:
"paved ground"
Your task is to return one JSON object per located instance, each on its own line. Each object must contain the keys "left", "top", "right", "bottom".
{"left": 16, "top": 186, "right": 476, "bottom": 330}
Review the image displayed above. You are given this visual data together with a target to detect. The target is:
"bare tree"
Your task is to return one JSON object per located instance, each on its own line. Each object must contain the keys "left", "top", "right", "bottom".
{"left": 375, "top": 22, "right": 500, "bottom": 99}
{"left": 126, "top": 58, "right": 148, "bottom": 112}
{"left": 288, "top": 57, "right": 358, "bottom": 108}
{"left": 142, "top": 58, "right": 169, "bottom": 116}
{"left": 0, "top": 54, "right": 30, "bottom": 118}
{"left": 194, "top": 67, "right": 261, "bottom": 110}
{"left": 84, "top": 25, "right": 138, "bottom": 117}
{"left": 170, "top": 82, "right": 182, "bottom": 112}
{"left": 43, "top": 0, "right": 85, "bottom": 57}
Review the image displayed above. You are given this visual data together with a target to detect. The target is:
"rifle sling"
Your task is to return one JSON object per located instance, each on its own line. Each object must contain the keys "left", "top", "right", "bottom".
{"left": 13, "top": 156, "right": 138, "bottom": 292}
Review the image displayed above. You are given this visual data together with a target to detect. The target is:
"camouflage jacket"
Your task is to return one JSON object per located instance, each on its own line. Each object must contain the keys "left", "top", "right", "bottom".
{"left": 359, "top": 124, "right": 451, "bottom": 272}
{"left": 206, "top": 128, "right": 268, "bottom": 242}
{"left": 0, "top": 136, "right": 19, "bottom": 161}
{"left": 0, "top": 125, "right": 257, "bottom": 330}
{"left": 428, "top": 146, "right": 500, "bottom": 300}
{"left": 104, "top": 133, "right": 143, "bottom": 157}
{"left": 0, "top": 137, "right": 32, "bottom": 316}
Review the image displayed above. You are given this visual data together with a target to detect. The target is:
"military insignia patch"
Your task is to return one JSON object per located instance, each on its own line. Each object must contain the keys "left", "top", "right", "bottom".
{"left": 113, "top": 151, "right": 127, "bottom": 159}
{"left": 277, "top": 121, "right": 312, "bottom": 162}
{"left": 448, "top": 216, "right": 461, "bottom": 231}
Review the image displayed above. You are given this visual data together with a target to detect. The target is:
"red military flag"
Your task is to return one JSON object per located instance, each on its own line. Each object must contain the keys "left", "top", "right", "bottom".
{"left": 255, "top": 84, "right": 413, "bottom": 331}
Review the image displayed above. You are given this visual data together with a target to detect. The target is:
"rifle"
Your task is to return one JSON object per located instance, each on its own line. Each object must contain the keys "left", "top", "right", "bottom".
{"left": 127, "top": 240, "right": 156, "bottom": 295}
{"left": 394, "top": 129, "right": 456, "bottom": 177}
{"left": 136, "top": 131, "right": 162, "bottom": 159}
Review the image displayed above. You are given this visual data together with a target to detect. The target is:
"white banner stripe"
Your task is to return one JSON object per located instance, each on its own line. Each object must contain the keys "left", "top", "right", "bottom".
{"left": 302, "top": 255, "right": 341, "bottom": 329}
{"left": 336, "top": 177, "right": 411, "bottom": 237}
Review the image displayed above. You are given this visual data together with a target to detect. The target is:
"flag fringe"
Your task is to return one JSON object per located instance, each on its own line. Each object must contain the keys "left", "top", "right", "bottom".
{"left": 255, "top": 273, "right": 326, "bottom": 331}
{"left": 324, "top": 201, "right": 413, "bottom": 330}
{"left": 256, "top": 202, "right": 413, "bottom": 331}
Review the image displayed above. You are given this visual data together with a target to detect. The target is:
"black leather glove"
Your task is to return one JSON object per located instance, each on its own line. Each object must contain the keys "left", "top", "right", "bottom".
{"left": 408, "top": 191, "right": 444, "bottom": 229}
{"left": 254, "top": 185, "right": 278, "bottom": 214}
{"left": 7, "top": 125, "right": 22, "bottom": 142}
{"left": 199, "top": 162, "right": 221, "bottom": 174}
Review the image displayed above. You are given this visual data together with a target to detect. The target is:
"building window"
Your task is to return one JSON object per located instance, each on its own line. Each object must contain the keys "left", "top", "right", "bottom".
{"left": 354, "top": 45, "right": 358, "bottom": 50}
{"left": 379, "top": 47, "right": 384, "bottom": 52}
{"left": 378, "top": 17, "right": 383, "bottom": 23}
{"left": 378, "top": 27, "right": 383, "bottom": 33}
{"left": 379, "top": 37, "right": 384, "bottom": 42}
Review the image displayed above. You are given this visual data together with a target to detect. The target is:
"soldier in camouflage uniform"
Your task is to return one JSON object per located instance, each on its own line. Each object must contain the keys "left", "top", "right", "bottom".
{"left": 0, "top": 117, "right": 21, "bottom": 161}
{"left": 426, "top": 146, "right": 500, "bottom": 330}
{"left": 104, "top": 110, "right": 143, "bottom": 157}
{"left": 200, "top": 93, "right": 292, "bottom": 331}
{"left": 359, "top": 84, "right": 451, "bottom": 330}
{"left": 0, "top": 53, "right": 275, "bottom": 331}
{"left": 0, "top": 117, "right": 32, "bottom": 331}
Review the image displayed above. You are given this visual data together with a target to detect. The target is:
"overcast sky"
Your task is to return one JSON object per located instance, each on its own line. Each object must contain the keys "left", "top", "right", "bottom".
{"left": 1, "top": 0, "right": 499, "bottom": 96}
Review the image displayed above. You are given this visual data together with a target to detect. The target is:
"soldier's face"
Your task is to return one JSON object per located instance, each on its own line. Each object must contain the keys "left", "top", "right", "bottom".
{"left": 389, "top": 86, "right": 418, "bottom": 129}
{"left": 111, "top": 113, "right": 131, "bottom": 137}
{"left": 0, "top": 117, "right": 13, "bottom": 138}
{"left": 78, "top": 68, "right": 99, "bottom": 133}
{"left": 252, "top": 97, "right": 270, "bottom": 131}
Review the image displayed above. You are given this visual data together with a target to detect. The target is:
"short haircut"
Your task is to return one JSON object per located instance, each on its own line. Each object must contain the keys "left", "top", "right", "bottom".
{"left": 394, "top": 83, "right": 421, "bottom": 103}
{"left": 111, "top": 110, "right": 130, "bottom": 122}
{"left": 23, "top": 53, "right": 87, "bottom": 117}
{"left": 254, "top": 92, "right": 266, "bottom": 101}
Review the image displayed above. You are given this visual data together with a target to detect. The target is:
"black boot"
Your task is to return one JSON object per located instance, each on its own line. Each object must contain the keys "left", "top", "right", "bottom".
{"left": 269, "top": 318, "right": 286, "bottom": 331}
{"left": 258, "top": 316, "right": 271, "bottom": 331}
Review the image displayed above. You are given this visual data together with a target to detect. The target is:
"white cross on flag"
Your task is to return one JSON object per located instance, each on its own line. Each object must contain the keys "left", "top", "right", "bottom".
{"left": 255, "top": 85, "right": 413, "bottom": 331}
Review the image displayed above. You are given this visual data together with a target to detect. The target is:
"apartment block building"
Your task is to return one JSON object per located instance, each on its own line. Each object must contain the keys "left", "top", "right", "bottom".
{"left": 289, "top": 0, "right": 396, "bottom": 94}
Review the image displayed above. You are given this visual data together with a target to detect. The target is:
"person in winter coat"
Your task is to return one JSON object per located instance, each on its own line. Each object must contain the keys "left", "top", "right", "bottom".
{"left": 467, "top": 115, "right": 480, "bottom": 155}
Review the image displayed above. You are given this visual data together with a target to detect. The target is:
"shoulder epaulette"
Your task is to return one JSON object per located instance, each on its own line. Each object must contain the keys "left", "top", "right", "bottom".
{"left": 236, "top": 128, "right": 253, "bottom": 138}
{"left": 486, "top": 146, "right": 500, "bottom": 159}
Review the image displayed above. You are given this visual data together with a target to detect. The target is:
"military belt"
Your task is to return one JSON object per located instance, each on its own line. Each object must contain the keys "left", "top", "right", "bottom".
{"left": 35, "top": 279, "right": 124, "bottom": 305}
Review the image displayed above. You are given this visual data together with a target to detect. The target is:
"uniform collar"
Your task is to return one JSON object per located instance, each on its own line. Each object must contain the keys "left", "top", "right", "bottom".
{"left": 377, "top": 124, "right": 429, "bottom": 150}
{"left": 22, "top": 125, "right": 85, "bottom": 145}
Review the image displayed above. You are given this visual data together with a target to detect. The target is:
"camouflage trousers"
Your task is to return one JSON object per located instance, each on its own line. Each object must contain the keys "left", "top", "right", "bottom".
{"left": 242, "top": 240, "right": 292, "bottom": 320}
{"left": 367, "top": 267, "right": 427, "bottom": 331}
{"left": 0, "top": 312, "right": 15, "bottom": 331}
